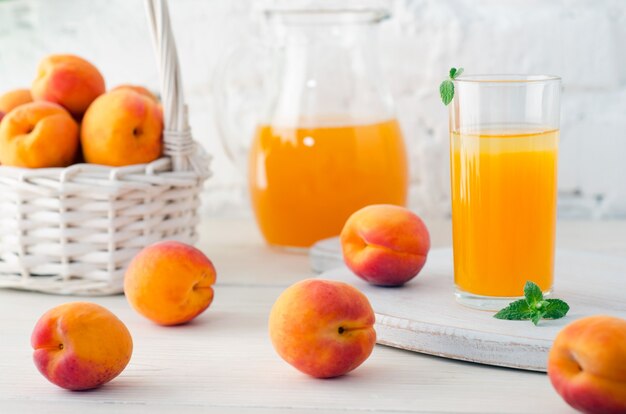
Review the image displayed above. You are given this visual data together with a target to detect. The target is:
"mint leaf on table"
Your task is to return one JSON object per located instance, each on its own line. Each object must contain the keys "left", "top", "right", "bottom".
{"left": 530, "top": 311, "right": 544, "bottom": 326}
{"left": 524, "top": 281, "right": 543, "bottom": 308}
{"left": 439, "top": 66, "right": 464, "bottom": 106}
{"left": 542, "top": 299, "right": 570, "bottom": 319}
{"left": 494, "top": 281, "right": 570, "bottom": 326}
{"left": 493, "top": 299, "right": 533, "bottom": 320}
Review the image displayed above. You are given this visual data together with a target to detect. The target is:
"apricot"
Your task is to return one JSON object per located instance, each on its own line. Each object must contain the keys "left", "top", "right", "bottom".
{"left": 0, "top": 88, "right": 32, "bottom": 121}
{"left": 124, "top": 241, "right": 216, "bottom": 326}
{"left": 548, "top": 315, "right": 626, "bottom": 414}
{"left": 32, "top": 54, "right": 105, "bottom": 118}
{"left": 111, "top": 84, "right": 163, "bottom": 125}
{"left": 0, "top": 101, "right": 79, "bottom": 168}
{"left": 340, "top": 204, "right": 430, "bottom": 286}
{"left": 81, "top": 89, "right": 163, "bottom": 166}
{"left": 111, "top": 84, "right": 159, "bottom": 102}
{"left": 269, "top": 279, "right": 376, "bottom": 378}
{"left": 31, "top": 302, "right": 133, "bottom": 391}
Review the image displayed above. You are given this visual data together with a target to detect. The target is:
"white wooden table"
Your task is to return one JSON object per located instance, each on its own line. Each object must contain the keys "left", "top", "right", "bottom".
{"left": 1, "top": 218, "right": 624, "bottom": 413}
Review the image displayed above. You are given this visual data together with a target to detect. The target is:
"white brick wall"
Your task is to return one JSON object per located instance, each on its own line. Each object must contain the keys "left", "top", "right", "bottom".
{"left": 1, "top": 0, "right": 625, "bottom": 218}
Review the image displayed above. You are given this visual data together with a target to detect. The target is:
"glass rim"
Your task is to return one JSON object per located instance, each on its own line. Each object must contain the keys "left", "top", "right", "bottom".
{"left": 454, "top": 74, "right": 561, "bottom": 84}
{"left": 263, "top": 8, "right": 390, "bottom": 25}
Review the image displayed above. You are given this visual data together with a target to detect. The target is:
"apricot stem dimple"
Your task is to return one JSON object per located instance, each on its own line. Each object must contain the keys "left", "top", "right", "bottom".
{"left": 192, "top": 281, "right": 213, "bottom": 292}
{"left": 58, "top": 343, "right": 64, "bottom": 350}
{"left": 338, "top": 327, "right": 345, "bottom": 334}
{"left": 569, "top": 351, "right": 583, "bottom": 373}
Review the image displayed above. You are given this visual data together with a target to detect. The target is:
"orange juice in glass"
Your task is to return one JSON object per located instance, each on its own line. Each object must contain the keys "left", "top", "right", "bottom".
{"left": 449, "top": 75, "right": 561, "bottom": 309}
{"left": 250, "top": 119, "right": 408, "bottom": 248}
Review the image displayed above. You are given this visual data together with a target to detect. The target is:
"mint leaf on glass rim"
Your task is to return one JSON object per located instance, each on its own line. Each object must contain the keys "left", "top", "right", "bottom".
{"left": 450, "top": 67, "right": 463, "bottom": 78}
{"left": 440, "top": 80, "right": 454, "bottom": 105}
{"left": 439, "top": 66, "right": 464, "bottom": 106}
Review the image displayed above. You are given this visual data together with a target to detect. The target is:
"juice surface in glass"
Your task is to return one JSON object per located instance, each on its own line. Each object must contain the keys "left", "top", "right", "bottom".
{"left": 249, "top": 119, "right": 408, "bottom": 248}
{"left": 450, "top": 128, "right": 558, "bottom": 297}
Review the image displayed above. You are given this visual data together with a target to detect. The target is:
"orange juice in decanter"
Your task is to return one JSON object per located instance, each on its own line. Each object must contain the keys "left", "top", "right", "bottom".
{"left": 249, "top": 118, "right": 408, "bottom": 248}
{"left": 216, "top": 8, "right": 408, "bottom": 249}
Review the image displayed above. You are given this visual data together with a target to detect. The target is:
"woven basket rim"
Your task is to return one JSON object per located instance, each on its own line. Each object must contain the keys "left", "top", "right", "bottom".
{"left": 0, "top": 158, "right": 170, "bottom": 175}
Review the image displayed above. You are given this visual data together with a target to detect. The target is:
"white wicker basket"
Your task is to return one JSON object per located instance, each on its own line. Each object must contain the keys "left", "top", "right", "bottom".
{"left": 0, "top": 0, "right": 210, "bottom": 295}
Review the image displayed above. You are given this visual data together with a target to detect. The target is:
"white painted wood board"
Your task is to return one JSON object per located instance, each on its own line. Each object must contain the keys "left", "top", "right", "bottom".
{"left": 313, "top": 239, "right": 626, "bottom": 372}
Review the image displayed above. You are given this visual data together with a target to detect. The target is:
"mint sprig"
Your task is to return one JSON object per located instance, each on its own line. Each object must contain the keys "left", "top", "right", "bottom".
{"left": 494, "top": 281, "right": 570, "bottom": 326}
{"left": 439, "top": 67, "right": 464, "bottom": 105}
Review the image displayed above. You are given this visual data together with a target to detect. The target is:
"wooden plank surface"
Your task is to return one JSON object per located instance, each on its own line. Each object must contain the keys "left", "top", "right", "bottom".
{"left": 3, "top": 218, "right": 624, "bottom": 413}
{"left": 316, "top": 245, "right": 626, "bottom": 371}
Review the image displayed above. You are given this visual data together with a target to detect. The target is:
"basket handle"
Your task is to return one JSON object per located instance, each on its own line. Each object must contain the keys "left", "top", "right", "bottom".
{"left": 144, "top": 0, "right": 209, "bottom": 176}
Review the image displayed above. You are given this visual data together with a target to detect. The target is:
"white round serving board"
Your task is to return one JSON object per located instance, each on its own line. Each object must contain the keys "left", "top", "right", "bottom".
{"left": 311, "top": 238, "right": 626, "bottom": 372}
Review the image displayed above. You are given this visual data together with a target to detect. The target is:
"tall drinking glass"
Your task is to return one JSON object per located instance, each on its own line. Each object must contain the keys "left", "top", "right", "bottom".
{"left": 449, "top": 75, "right": 561, "bottom": 310}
